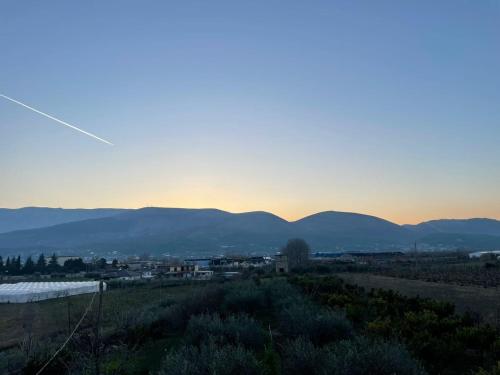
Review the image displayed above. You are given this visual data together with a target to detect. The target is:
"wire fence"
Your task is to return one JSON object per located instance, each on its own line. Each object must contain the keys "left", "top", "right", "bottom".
{"left": 35, "top": 291, "right": 98, "bottom": 375}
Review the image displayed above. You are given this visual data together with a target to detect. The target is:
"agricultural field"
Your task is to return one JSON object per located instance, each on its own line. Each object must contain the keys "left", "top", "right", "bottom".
{"left": 375, "top": 260, "right": 500, "bottom": 288}
{"left": 318, "top": 251, "right": 500, "bottom": 288}
{"left": 0, "top": 280, "right": 196, "bottom": 349}
{"left": 337, "top": 272, "right": 500, "bottom": 324}
{"left": 3, "top": 273, "right": 500, "bottom": 374}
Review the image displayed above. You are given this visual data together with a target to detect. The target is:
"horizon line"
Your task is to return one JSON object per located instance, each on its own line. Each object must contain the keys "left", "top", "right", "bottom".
{"left": 1, "top": 205, "right": 498, "bottom": 226}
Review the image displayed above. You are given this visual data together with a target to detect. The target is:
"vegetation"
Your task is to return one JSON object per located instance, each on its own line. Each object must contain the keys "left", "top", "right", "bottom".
{"left": 3, "top": 251, "right": 500, "bottom": 374}
{"left": 281, "top": 238, "right": 310, "bottom": 270}
{"left": 376, "top": 259, "right": 500, "bottom": 288}
{"left": 0, "top": 253, "right": 117, "bottom": 276}
{"left": 296, "top": 250, "right": 500, "bottom": 288}
{"left": 290, "top": 275, "right": 500, "bottom": 375}
{"left": 0, "top": 275, "right": 429, "bottom": 375}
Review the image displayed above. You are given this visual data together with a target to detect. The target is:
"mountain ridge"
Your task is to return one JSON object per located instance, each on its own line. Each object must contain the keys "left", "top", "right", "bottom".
{"left": 2, "top": 207, "right": 500, "bottom": 256}
{"left": 0, "top": 207, "right": 128, "bottom": 234}
{"left": 0, "top": 207, "right": 408, "bottom": 255}
{"left": 404, "top": 218, "right": 500, "bottom": 237}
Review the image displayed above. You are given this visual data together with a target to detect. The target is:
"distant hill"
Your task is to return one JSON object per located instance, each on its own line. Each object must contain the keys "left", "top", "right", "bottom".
{"left": 0, "top": 208, "right": 411, "bottom": 256}
{"left": 2, "top": 208, "right": 500, "bottom": 257}
{"left": 417, "top": 232, "right": 500, "bottom": 250}
{"left": 293, "top": 211, "right": 411, "bottom": 249}
{"left": 0, "top": 207, "right": 127, "bottom": 233}
{"left": 404, "top": 218, "right": 500, "bottom": 237}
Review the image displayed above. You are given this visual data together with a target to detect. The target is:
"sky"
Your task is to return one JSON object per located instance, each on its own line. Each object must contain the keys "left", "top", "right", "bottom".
{"left": 1, "top": 0, "right": 499, "bottom": 224}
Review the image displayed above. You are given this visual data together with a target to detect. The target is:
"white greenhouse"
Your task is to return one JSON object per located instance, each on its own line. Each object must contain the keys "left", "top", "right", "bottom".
{"left": 0, "top": 281, "right": 106, "bottom": 303}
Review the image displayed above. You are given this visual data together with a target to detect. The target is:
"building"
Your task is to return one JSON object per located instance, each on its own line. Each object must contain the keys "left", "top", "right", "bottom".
{"left": 124, "top": 260, "right": 161, "bottom": 271}
{"left": 469, "top": 250, "right": 500, "bottom": 259}
{"left": 184, "top": 258, "right": 211, "bottom": 269}
{"left": 141, "top": 270, "right": 154, "bottom": 279}
{"left": 275, "top": 254, "right": 289, "bottom": 273}
{"left": 118, "top": 270, "right": 141, "bottom": 281}
{"left": 156, "top": 264, "right": 214, "bottom": 279}
{"left": 158, "top": 264, "right": 196, "bottom": 278}
{"left": 210, "top": 256, "right": 272, "bottom": 269}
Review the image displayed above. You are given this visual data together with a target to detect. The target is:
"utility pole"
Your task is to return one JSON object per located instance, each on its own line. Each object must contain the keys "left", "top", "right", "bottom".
{"left": 67, "top": 297, "right": 71, "bottom": 335}
{"left": 94, "top": 280, "right": 104, "bottom": 375}
{"left": 414, "top": 241, "right": 418, "bottom": 273}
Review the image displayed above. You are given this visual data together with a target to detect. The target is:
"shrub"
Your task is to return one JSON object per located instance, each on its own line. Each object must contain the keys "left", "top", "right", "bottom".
{"left": 476, "top": 362, "right": 500, "bottom": 375}
{"left": 281, "top": 337, "right": 326, "bottom": 375}
{"left": 185, "top": 313, "right": 225, "bottom": 347}
{"left": 222, "top": 282, "right": 267, "bottom": 315}
{"left": 158, "top": 341, "right": 262, "bottom": 375}
{"left": 185, "top": 313, "right": 265, "bottom": 350}
{"left": 151, "top": 285, "right": 225, "bottom": 335}
{"left": 327, "top": 293, "right": 352, "bottom": 308}
{"left": 224, "top": 314, "right": 266, "bottom": 350}
{"left": 181, "top": 285, "right": 225, "bottom": 317}
{"left": 323, "top": 337, "right": 427, "bottom": 375}
{"left": 261, "top": 278, "right": 300, "bottom": 309}
{"left": 279, "top": 303, "right": 352, "bottom": 345}
{"left": 157, "top": 304, "right": 186, "bottom": 332}
{"left": 0, "top": 350, "right": 26, "bottom": 374}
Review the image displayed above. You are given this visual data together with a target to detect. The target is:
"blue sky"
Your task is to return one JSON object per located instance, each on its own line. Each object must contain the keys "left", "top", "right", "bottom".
{"left": 1, "top": 0, "right": 499, "bottom": 223}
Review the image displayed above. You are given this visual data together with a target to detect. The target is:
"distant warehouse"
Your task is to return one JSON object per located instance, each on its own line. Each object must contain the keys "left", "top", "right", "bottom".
{"left": 0, "top": 281, "right": 105, "bottom": 303}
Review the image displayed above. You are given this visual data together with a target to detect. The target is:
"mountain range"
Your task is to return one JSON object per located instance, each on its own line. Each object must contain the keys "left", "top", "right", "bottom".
{"left": 0, "top": 207, "right": 127, "bottom": 234}
{"left": 1, "top": 207, "right": 500, "bottom": 257}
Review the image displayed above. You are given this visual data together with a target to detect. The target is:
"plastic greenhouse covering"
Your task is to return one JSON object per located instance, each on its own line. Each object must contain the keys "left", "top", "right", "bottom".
{"left": 0, "top": 281, "right": 105, "bottom": 303}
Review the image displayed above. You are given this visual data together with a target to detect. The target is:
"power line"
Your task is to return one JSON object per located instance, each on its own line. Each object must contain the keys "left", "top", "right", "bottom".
{"left": 35, "top": 292, "right": 98, "bottom": 375}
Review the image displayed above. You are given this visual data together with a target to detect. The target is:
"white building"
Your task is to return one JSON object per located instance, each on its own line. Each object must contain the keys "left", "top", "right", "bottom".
{"left": 469, "top": 250, "right": 500, "bottom": 259}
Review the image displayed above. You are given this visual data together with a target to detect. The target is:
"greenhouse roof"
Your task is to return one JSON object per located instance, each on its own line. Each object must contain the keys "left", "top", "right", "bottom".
{"left": 0, "top": 281, "right": 105, "bottom": 303}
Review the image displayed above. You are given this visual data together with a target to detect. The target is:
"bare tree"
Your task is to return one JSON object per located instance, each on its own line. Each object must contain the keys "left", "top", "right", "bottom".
{"left": 281, "top": 238, "right": 310, "bottom": 270}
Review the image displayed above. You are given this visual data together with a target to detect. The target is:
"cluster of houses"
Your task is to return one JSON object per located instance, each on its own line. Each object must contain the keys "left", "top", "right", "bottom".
{"left": 1, "top": 250, "right": 417, "bottom": 282}
{"left": 68, "top": 255, "right": 273, "bottom": 281}
{"left": 97, "top": 263, "right": 214, "bottom": 281}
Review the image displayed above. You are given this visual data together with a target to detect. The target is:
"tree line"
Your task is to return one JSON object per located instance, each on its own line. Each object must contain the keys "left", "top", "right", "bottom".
{"left": 0, "top": 254, "right": 90, "bottom": 275}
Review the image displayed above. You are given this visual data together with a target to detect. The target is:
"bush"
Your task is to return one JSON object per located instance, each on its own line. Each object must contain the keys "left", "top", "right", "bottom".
{"left": 151, "top": 285, "right": 225, "bottom": 335}
{"left": 476, "top": 362, "right": 500, "bottom": 375}
{"left": 261, "top": 280, "right": 305, "bottom": 313}
{"left": 0, "top": 350, "right": 26, "bottom": 374}
{"left": 224, "top": 314, "right": 266, "bottom": 350}
{"left": 181, "top": 285, "right": 225, "bottom": 317}
{"left": 279, "top": 303, "right": 352, "bottom": 345}
{"left": 185, "top": 313, "right": 265, "bottom": 350}
{"left": 323, "top": 337, "right": 427, "bottom": 375}
{"left": 158, "top": 341, "right": 262, "bottom": 375}
{"left": 281, "top": 337, "right": 325, "bottom": 375}
{"left": 222, "top": 282, "right": 267, "bottom": 315}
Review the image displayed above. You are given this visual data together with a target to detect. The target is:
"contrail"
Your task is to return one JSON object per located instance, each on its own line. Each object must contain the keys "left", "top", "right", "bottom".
{"left": 0, "top": 93, "right": 114, "bottom": 146}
